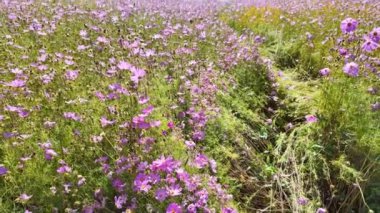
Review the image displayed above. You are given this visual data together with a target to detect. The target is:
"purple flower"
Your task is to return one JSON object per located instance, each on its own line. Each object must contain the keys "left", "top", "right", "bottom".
{"left": 340, "top": 18, "right": 358, "bottom": 33}
{"left": 339, "top": 48, "right": 348, "bottom": 56}
{"left": 343, "top": 62, "right": 359, "bottom": 77}
{"left": 4, "top": 79, "right": 26, "bottom": 88}
{"left": 134, "top": 173, "right": 151, "bottom": 193}
{"left": 100, "top": 116, "right": 115, "bottom": 127}
{"left": 114, "top": 194, "right": 127, "bottom": 209}
{"left": 167, "top": 121, "right": 175, "bottom": 129}
{"left": 65, "top": 70, "right": 79, "bottom": 81}
{"left": 0, "top": 166, "right": 8, "bottom": 176}
{"left": 63, "top": 112, "right": 82, "bottom": 121}
{"left": 185, "top": 140, "right": 196, "bottom": 149}
{"left": 167, "top": 184, "right": 182, "bottom": 196}
{"left": 97, "top": 36, "right": 109, "bottom": 44}
{"left": 371, "top": 102, "right": 380, "bottom": 111}
{"left": 132, "top": 115, "right": 151, "bottom": 129}
{"left": 151, "top": 156, "right": 180, "bottom": 173}
{"left": 155, "top": 188, "right": 168, "bottom": 202}
{"left": 305, "top": 115, "right": 318, "bottom": 123}
{"left": 362, "top": 37, "right": 379, "bottom": 52}
{"left": 187, "top": 204, "right": 197, "bottom": 213}
{"left": 209, "top": 159, "right": 217, "bottom": 173}
{"left": 166, "top": 203, "right": 182, "bottom": 213}
{"left": 369, "top": 27, "right": 380, "bottom": 43}
{"left": 319, "top": 68, "right": 330, "bottom": 76}
{"left": 138, "top": 95, "right": 150, "bottom": 104}
{"left": 192, "top": 130, "right": 205, "bottom": 142}
{"left": 112, "top": 178, "right": 125, "bottom": 192}
{"left": 130, "top": 66, "right": 146, "bottom": 84}
{"left": 57, "top": 165, "right": 72, "bottom": 174}
{"left": 222, "top": 207, "right": 238, "bottom": 213}
{"left": 117, "top": 61, "right": 132, "bottom": 70}
{"left": 44, "top": 149, "right": 58, "bottom": 160}
{"left": 193, "top": 154, "right": 209, "bottom": 169}
{"left": 297, "top": 197, "right": 309, "bottom": 206}
{"left": 18, "top": 110, "right": 29, "bottom": 118}
{"left": 316, "top": 208, "right": 327, "bottom": 213}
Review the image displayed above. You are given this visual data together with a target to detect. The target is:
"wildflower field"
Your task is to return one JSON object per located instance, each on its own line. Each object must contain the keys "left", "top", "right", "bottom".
{"left": 0, "top": 0, "right": 379, "bottom": 212}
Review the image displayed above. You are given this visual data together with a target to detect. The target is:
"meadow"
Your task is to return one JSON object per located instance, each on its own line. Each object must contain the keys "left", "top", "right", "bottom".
{"left": 0, "top": 0, "right": 379, "bottom": 212}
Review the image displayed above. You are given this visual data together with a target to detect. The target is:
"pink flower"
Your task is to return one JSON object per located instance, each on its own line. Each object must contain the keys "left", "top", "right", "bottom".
{"left": 17, "top": 193, "right": 32, "bottom": 202}
{"left": 130, "top": 66, "right": 146, "bottom": 84}
{"left": 167, "top": 121, "right": 175, "bottom": 129}
{"left": 305, "top": 115, "right": 318, "bottom": 123}
{"left": 4, "top": 79, "right": 26, "bottom": 87}
{"left": 100, "top": 116, "right": 115, "bottom": 127}
{"left": 117, "top": 61, "right": 132, "bottom": 70}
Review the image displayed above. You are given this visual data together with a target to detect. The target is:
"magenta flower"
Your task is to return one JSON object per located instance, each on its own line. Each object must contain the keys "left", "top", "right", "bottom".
{"left": 319, "top": 68, "right": 330, "bottom": 76}
{"left": 167, "top": 121, "right": 175, "bottom": 129}
{"left": 4, "top": 79, "right": 26, "bottom": 88}
{"left": 340, "top": 18, "right": 358, "bottom": 33}
{"left": 343, "top": 62, "right": 359, "bottom": 77}
{"left": 305, "top": 115, "right": 318, "bottom": 123}
{"left": 0, "top": 166, "right": 8, "bottom": 176}
{"left": 166, "top": 203, "right": 182, "bottom": 213}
